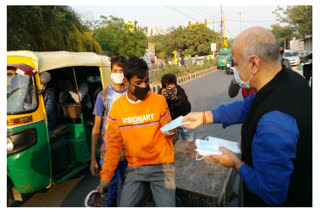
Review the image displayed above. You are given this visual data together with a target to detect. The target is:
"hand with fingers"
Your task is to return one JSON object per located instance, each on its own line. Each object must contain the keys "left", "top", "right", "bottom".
{"left": 163, "top": 129, "right": 175, "bottom": 138}
{"left": 181, "top": 112, "right": 203, "bottom": 129}
{"left": 182, "top": 110, "right": 213, "bottom": 129}
{"left": 94, "top": 181, "right": 109, "bottom": 206}
{"left": 90, "top": 160, "right": 99, "bottom": 176}
{"left": 161, "top": 88, "right": 169, "bottom": 100}
{"left": 210, "top": 147, "right": 244, "bottom": 171}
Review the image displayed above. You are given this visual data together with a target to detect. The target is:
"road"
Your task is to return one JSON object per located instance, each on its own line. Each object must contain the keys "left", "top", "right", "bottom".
{"left": 8, "top": 69, "right": 254, "bottom": 207}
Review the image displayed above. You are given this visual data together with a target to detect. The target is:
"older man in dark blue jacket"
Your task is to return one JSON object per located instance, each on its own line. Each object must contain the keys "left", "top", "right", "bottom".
{"left": 182, "top": 27, "right": 312, "bottom": 207}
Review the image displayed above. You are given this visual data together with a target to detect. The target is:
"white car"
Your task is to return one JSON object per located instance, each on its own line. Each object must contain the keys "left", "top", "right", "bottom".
{"left": 284, "top": 51, "right": 301, "bottom": 66}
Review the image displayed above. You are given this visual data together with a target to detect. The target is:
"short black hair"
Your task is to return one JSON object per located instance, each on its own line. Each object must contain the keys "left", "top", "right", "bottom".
{"left": 280, "top": 49, "right": 284, "bottom": 55}
{"left": 161, "top": 73, "right": 177, "bottom": 88}
{"left": 110, "top": 56, "right": 126, "bottom": 70}
{"left": 123, "top": 57, "right": 148, "bottom": 81}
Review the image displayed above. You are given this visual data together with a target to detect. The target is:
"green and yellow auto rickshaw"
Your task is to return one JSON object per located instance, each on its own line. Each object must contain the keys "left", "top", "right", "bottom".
{"left": 7, "top": 51, "right": 111, "bottom": 201}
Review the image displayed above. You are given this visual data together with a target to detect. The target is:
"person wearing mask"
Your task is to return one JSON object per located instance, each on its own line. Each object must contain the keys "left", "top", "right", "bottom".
{"left": 182, "top": 27, "right": 312, "bottom": 207}
{"left": 228, "top": 46, "right": 292, "bottom": 99}
{"left": 158, "top": 73, "right": 193, "bottom": 143}
{"left": 90, "top": 56, "right": 128, "bottom": 207}
{"left": 96, "top": 57, "right": 177, "bottom": 207}
{"left": 40, "top": 72, "right": 56, "bottom": 131}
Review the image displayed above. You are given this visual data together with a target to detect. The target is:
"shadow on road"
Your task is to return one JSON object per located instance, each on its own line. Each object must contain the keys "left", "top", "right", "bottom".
{"left": 60, "top": 168, "right": 100, "bottom": 207}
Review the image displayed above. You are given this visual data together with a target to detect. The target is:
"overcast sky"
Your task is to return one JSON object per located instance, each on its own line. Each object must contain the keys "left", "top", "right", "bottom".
{"left": 72, "top": 4, "right": 280, "bottom": 39}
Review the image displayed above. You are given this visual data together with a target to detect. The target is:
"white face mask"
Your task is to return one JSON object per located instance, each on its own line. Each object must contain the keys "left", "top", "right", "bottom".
{"left": 160, "top": 116, "right": 189, "bottom": 133}
{"left": 233, "top": 61, "right": 254, "bottom": 89}
{"left": 195, "top": 137, "right": 241, "bottom": 160}
{"left": 111, "top": 73, "right": 124, "bottom": 84}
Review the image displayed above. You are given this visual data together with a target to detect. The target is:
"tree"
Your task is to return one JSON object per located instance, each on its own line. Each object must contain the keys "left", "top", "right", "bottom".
{"left": 273, "top": 6, "right": 312, "bottom": 39}
{"left": 150, "top": 25, "right": 221, "bottom": 60}
{"left": 7, "top": 6, "right": 102, "bottom": 53}
{"left": 271, "top": 24, "right": 294, "bottom": 48}
{"left": 92, "top": 16, "right": 147, "bottom": 58}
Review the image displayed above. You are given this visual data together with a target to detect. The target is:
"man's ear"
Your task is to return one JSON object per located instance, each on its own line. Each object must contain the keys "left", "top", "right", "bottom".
{"left": 250, "top": 55, "right": 260, "bottom": 74}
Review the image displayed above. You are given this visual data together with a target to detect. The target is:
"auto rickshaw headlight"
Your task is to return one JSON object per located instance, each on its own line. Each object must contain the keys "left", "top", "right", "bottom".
{"left": 7, "top": 127, "right": 37, "bottom": 156}
{"left": 7, "top": 137, "right": 14, "bottom": 153}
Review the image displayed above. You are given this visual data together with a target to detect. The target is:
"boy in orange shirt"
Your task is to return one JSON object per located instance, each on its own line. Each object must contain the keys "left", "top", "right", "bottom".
{"left": 96, "top": 57, "right": 177, "bottom": 207}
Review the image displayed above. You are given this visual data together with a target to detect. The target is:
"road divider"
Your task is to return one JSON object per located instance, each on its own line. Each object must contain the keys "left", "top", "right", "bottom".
{"left": 150, "top": 67, "right": 217, "bottom": 93}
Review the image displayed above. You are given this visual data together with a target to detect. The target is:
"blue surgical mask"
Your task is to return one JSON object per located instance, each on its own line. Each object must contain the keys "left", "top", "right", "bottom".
{"left": 233, "top": 61, "right": 253, "bottom": 89}
{"left": 160, "top": 115, "right": 189, "bottom": 133}
{"left": 204, "top": 136, "right": 240, "bottom": 154}
{"left": 195, "top": 139, "right": 221, "bottom": 160}
{"left": 195, "top": 137, "right": 241, "bottom": 160}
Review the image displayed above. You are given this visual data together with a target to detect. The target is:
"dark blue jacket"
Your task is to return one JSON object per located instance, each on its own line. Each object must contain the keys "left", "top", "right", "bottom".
{"left": 212, "top": 93, "right": 300, "bottom": 206}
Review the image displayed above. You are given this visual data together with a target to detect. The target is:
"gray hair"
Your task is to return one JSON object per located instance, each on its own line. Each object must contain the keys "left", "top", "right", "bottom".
{"left": 235, "top": 27, "right": 280, "bottom": 62}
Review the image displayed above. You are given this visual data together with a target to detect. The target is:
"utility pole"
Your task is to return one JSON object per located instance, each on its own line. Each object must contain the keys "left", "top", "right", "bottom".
{"left": 220, "top": 6, "right": 223, "bottom": 41}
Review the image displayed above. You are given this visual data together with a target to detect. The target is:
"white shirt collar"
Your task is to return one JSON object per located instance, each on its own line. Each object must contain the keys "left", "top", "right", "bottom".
{"left": 126, "top": 92, "right": 142, "bottom": 104}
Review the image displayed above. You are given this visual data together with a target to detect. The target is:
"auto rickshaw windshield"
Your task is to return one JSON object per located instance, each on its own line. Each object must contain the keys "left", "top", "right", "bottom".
{"left": 7, "top": 70, "right": 37, "bottom": 114}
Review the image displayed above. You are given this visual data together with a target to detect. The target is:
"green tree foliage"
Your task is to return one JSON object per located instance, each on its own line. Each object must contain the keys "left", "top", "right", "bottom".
{"left": 271, "top": 24, "right": 293, "bottom": 48}
{"left": 273, "top": 6, "right": 312, "bottom": 39}
{"left": 149, "top": 25, "right": 221, "bottom": 60}
{"left": 92, "top": 16, "right": 148, "bottom": 58}
{"left": 7, "top": 6, "right": 103, "bottom": 53}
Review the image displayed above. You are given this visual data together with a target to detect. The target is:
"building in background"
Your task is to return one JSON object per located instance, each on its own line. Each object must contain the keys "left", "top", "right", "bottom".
{"left": 303, "top": 35, "right": 312, "bottom": 53}
{"left": 138, "top": 26, "right": 165, "bottom": 37}
{"left": 289, "top": 37, "right": 304, "bottom": 53}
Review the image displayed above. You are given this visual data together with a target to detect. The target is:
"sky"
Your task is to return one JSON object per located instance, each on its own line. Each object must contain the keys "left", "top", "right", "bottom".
{"left": 72, "top": 4, "right": 280, "bottom": 39}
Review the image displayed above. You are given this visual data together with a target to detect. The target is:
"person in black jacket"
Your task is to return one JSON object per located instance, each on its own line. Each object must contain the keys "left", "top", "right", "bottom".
{"left": 40, "top": 72, "right": 56, "bottom": 131}
{"left": 158, "top": 73, "right": 193, "bottom": 143}
{"left": 182, "top": 27, "right": 311, "bottom": 207}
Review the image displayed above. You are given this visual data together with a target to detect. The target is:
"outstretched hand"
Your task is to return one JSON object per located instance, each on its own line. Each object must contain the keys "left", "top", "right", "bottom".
{"left": 181, "top": 112, "right": 203, "bottom": 129}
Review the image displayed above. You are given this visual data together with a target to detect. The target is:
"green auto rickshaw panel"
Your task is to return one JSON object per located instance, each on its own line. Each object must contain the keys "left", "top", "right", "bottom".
{"left": 7, "top": 120, "right": 52, "bottom": 193}
{"left": 66, "top": 116, "right": 91, "bottom": 163}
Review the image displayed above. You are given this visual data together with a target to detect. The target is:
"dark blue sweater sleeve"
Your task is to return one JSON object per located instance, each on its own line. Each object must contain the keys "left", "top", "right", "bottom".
{"left": 211, "top": 93, "right": 255, "bottom": 127}
{"left": 239, "top": 111, "right": 299, "bottom": 206}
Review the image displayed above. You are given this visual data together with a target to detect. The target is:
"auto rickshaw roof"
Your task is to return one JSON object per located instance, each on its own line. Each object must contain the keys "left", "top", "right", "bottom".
{"left": 7, "top": 51, "right": 110, "bottom": 73}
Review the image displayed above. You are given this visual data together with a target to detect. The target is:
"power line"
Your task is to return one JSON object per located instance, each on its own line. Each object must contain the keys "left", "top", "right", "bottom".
{"left": 165, "top": 6, "right": 199, "bottom": 22}
{"left": 180, "top": 6, "right": 205, "bottom": 21}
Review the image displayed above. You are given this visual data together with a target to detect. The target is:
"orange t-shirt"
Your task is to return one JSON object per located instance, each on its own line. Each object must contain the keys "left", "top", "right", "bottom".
{"left": 100, "top": 92, "right": 174, "bottom": 182}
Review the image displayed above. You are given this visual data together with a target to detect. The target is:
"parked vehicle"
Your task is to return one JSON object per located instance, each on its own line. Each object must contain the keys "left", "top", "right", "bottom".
{"left": 283, "top": 51, "right": 300, "bottom": 66}
{"left": 7, "top": 51, "right": 110, "bottom": 201}
{"left": 299, "top": 50, "right": 311, "bottom": 64}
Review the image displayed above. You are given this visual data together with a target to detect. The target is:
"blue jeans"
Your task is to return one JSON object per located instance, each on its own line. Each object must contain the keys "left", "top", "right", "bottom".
{"left": 100, "top": 158, "right": 128, "bottom": 207}
{"left": 177, "top": 127, "right": 194, "bottom": 142}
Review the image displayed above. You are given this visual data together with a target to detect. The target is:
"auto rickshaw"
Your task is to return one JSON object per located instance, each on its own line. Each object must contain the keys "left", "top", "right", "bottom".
{"left": 7, "top": 51, "right": 111, "bottom": 201}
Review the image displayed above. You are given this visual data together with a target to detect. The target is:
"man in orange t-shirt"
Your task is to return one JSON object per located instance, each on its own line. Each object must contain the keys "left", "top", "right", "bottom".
{"left": 96, "top": 57, "right": 177, "bottom": 207}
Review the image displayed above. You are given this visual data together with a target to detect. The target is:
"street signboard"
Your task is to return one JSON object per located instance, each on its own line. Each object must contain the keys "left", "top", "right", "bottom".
{"left": 211, "top": 43, "right": 216, "bottom": 52}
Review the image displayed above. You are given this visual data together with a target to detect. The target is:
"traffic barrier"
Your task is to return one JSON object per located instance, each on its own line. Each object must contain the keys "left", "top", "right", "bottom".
{"left": 150, "top": 67, "right": 216, "bottom": 93}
